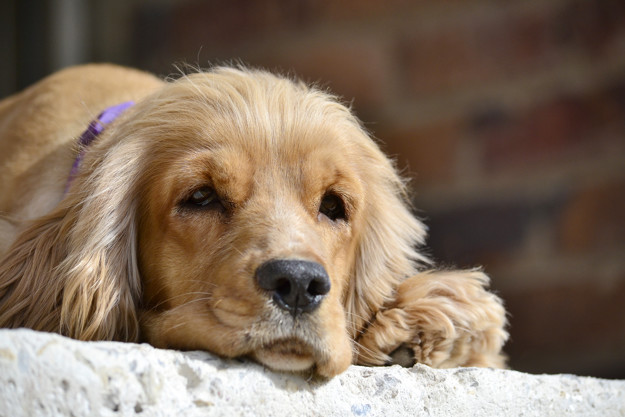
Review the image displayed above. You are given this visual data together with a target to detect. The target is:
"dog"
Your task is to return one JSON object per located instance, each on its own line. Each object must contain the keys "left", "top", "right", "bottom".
{"left": 0, "top": 64, "right": 507, "bottom": 377}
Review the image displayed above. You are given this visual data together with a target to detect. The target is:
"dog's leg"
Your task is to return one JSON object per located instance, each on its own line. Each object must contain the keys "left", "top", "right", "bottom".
{"left": 355, "top": 270, "right": 508, "bottom": 368}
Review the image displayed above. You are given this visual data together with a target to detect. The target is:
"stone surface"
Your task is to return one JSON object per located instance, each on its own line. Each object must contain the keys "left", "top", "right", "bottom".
{"left": 0, "top": 329, "right": 623, "bottom": 417}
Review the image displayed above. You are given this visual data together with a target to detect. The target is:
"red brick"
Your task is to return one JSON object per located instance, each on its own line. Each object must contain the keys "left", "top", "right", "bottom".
{"left": 425, "top": 201, "right": 533, "bottom": 268}
{"left": 559, "top": 180, "right": 625, "bottom": 252}
{"left": 422, "top": 189, "right": 569, "bottom": 269}
{"left": 255, "top": 38, "right": 393, "bottom": 113}
{"left": 480, "top": 97, "right": 589, "bottom": 167}
{"left": 504, "top": 277, "right": 625, "bottom": 376}
{"left": 554, "top": 0, "right": 625, "bottom": 56}
{"left": 304, "top": 0, "right": 416, "bottom": 22}
{"left": 400, "top": 6, "right": 556, "bottom": 95}
{"left": 401, "top": 0, "right": 625, "bottom": 95}
{"left": 375, "top": 122, "right": 459, "bottom": 185}
{"left": 169, "top": 0, "right": 305, "bottom": 50}
{"left": 476, "top": 86, "right": 625, "bottom": 170}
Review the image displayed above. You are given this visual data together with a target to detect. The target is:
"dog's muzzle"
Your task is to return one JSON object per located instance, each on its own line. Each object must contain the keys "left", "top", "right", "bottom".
{"left": 255, "top": 259, "right": 330, "bottom": 317}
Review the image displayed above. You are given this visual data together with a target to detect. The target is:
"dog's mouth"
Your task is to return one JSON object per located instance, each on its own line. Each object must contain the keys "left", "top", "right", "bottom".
{"left": 252, "top": 337, "right": 316, "bottom": 372}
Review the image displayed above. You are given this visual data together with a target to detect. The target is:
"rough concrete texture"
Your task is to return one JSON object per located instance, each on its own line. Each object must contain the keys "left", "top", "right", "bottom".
{"left": 0, "top": 329, "right": 623, "bottom": 417}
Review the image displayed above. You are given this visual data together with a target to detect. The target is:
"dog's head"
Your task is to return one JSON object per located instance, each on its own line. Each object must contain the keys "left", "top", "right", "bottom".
{"left": 0, "top": 68, "right": 427, "bottom": 377}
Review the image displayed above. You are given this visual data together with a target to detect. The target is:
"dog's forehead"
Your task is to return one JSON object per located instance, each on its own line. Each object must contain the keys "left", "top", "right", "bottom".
{"left": 183, "top": 132, "right": 359, "bottom": 194}
{"left": 141, "top": 71, "right": 372, "bottom": 198}
{"left": 174, "top": 110, "right": 361, "bottom": 177}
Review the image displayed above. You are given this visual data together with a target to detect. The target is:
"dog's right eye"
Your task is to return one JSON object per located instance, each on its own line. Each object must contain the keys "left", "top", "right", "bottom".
{"left": 182, "top": 187, "right": 223, "bottom": 210}
{"left": 319, "top": 193, "right": 347, "bottom": 222}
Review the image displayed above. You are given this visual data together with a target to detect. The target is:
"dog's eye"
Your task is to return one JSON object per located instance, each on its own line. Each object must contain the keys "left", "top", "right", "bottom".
{"left": 183, "top": 187, "right": 222, "bottom": 209}
{"left": 319, "top": 193, "right": 347, "bottom": 222}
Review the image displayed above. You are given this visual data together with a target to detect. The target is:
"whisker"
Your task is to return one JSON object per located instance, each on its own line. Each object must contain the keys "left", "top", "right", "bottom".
{"left": 351, "top": 339, "right": 386, "bottom": 362}
{"left": 167, "top": 296, "right": 214, "bottom": 311}
{"left": 150, "top": 292, "right": 214, "bottom": 310}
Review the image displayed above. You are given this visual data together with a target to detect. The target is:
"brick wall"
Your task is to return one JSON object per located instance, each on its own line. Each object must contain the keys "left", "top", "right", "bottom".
{"left": 115, "top": 0, "right": 625, "bottom": 378}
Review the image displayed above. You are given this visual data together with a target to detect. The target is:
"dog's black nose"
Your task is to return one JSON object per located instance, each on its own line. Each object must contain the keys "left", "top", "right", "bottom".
{"left": 255, "top": 259, "right": 331, "bottom": 317}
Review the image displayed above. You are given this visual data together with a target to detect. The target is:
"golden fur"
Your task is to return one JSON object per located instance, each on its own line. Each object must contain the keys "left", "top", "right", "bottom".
{"left": 0, "top": 64, "right": 507, "bottom": 377}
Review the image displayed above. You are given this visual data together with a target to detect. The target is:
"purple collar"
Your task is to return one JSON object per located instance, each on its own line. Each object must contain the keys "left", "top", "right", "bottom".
{"left": 65, "top": 101, "right": 134, "bottom": 193}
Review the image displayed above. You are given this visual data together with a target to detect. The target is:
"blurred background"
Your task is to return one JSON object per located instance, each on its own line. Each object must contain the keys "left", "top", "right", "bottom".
{"left": 2, "top": 0, "right": 624, "bottom": 379}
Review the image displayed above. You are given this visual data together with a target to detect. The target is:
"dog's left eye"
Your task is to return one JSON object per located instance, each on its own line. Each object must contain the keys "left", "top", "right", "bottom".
{"left": 319, "top": 193, "right": 347, "bottom": 222}
{"left": 182, "top": 187, "right": 222, "bottom": 210}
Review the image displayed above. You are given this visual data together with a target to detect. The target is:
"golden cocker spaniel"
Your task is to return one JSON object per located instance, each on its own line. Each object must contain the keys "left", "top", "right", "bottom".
{"left": 0, "top": 64, "right": 507, "bottom": 377}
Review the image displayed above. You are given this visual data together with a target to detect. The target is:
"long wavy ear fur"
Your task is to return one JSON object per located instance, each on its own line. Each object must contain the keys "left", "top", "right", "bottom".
{"left": 345, "top": 126, "right": 430, "bottom": 336}
{"left": 0, "top": 131, "right": 144, "bottom": 342}
{"left": 0, "top": 209, "right": 72, "bottom": 333}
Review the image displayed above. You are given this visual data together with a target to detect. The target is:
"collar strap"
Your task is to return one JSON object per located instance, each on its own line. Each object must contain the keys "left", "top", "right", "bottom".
{"left": 65, "top": 101, "right": 134, "bottom": 193}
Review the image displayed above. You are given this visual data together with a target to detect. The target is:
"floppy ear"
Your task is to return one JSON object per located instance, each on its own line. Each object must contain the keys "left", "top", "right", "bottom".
{"left": 0, "top": 139, "right": 144, "bottom": 342}
{"left": 345, "top": 134, "right": 430, "bottom": 336}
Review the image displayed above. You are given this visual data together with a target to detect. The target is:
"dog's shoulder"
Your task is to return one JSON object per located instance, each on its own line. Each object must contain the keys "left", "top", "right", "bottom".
{"left": 0, "top": 64, "right": 163, "bottom": 224}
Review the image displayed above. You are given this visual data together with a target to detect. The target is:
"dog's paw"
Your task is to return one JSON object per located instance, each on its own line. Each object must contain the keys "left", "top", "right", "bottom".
{"left": 355, "top": 270, "right": 508, "bottom": 368}
{"left": 354, "top": 307, "right": 413, "bottom": 366}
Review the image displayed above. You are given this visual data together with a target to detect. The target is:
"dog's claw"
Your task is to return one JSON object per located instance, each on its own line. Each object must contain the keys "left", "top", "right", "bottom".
{"left": 387, "top": 344, "right": 416, "bottom": 367}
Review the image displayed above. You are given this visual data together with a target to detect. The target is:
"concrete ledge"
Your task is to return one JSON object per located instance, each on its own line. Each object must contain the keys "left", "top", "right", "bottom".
{"left": 0, "top": 329, "right": 623, "bottom": 417}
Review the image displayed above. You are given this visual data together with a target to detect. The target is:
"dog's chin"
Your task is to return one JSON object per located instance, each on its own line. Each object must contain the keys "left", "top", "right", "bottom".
{"left": 252, "top": 338, "right": 317, "bottom": 373}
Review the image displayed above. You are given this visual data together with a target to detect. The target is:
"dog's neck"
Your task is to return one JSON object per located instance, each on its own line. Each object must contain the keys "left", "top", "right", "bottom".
{"left": 65, "top": 101, "right": 134, "bottom": 194}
